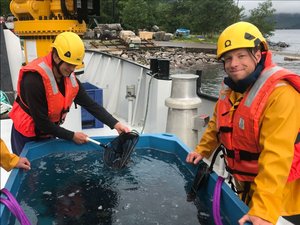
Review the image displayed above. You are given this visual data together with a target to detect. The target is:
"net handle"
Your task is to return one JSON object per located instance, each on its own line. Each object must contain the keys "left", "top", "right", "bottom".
{"left": 86, "top": 137, "right": 107, "bottom": 148}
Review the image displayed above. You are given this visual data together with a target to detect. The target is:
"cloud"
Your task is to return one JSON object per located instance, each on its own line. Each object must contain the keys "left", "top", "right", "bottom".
{"left": 237, "top": 0, "right": 300, "bottom": 14}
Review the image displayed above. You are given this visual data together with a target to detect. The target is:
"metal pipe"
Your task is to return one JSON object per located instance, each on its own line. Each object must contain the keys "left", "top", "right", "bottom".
{"left": 126, "top": 85, "right": 136, "bottom": 126}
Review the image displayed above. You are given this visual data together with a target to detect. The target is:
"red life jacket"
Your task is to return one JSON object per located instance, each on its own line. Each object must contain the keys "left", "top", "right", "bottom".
{"left": 217, "top": 53, "right": 300, "bottom": 182}
{"left": 9, "top": 52, "right": 79, "bottom": 137}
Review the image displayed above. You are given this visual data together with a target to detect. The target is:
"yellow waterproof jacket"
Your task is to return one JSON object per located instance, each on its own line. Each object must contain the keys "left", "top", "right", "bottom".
{"left": 195, "top": 83, "right": 300, "bottom": 224}
{"left": 0, "top": 139, "right": 19, "bottom": 172}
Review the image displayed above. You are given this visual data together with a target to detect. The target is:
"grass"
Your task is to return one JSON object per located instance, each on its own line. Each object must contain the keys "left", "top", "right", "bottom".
{"left": 172, "top": 34, "right": 218, "bottom": 44}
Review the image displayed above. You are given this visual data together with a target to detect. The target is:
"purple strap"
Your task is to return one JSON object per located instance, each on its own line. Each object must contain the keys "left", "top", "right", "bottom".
{"left": 213, "top": 176, "right": 224, "bottom": 225}
{"left": 0, "top": 188, "right": 31, "bottom": 225}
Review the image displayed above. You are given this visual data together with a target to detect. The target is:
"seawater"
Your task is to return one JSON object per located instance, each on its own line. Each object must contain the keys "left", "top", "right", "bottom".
{"left": 10, "top": 149, "right": 225, "bottom": 225}
{"left": 181, "top": 29, "right": 300, "bottom": 97}
{"left": 270, "top": 29, "right": 300, "bottom": 78}
{"left": 270, "top": 29, "right": 300, "bottom": 55}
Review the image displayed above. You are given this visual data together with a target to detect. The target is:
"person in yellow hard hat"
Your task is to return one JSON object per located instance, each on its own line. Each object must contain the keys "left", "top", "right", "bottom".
{"left": 9, "top": 32, "right": 130, "bottom": 154}
{"left": 0, "top": 138, "right": 31, "bottom": 171}
{"left": 186, "top": 21, "right": 300, "bottom": 225}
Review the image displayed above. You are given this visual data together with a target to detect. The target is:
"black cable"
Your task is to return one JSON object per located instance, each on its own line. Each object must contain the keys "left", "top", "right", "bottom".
{"left": 140, "top": 73, "right": 157, "bottom": 134}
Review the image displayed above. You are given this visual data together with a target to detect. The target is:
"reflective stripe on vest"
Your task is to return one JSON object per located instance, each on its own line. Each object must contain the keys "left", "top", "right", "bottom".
{"left": 38, "top": 61, "right": 58, "bottom": 94}
{"left": 245, "top": 66, "right": 282, "bottom": 107}
{"left": 69, "top": 73, "right": 77, "bottom": 87}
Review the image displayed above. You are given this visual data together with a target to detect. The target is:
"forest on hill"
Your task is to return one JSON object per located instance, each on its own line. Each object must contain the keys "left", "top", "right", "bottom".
{"left": 2, "top": 0, "right": 300, "bottom": 34}
{"left": 274, "top": 13, "right": 300, "bottom": 29}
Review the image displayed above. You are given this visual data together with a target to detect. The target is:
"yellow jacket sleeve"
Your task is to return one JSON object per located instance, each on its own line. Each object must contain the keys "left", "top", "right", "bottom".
{"left": 194, "top": 102, "right": 220, "bottom": 158}
{"left": 0, "top": 139, "right": 19, "bottom": 171}
{"left": 248, "top": 83, "right": 300, "bottom": 224}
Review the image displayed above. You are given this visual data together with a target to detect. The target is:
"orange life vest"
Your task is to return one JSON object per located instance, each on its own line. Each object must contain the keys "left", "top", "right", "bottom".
{"left": 9, "top": 52, "right": 79, "bottom": 137}
{"left": 217, "top": 63, "right": 300, "bottom": 182}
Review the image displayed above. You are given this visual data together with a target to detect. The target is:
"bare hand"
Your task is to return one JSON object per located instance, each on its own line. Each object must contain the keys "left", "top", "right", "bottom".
{"left": 16, "top": 157, "right": 31, "bottom": 171}
{"left": 114, "top": 122, "right": 130, "bottom": 134}
{"left": 186, "top": 151, "right": 204, "bottom": 165}
{"left": 239, "top": 214, "right": 273, "bottom": 225}
{"left": 72, "top": 132, "right": 89, "bottom": 144}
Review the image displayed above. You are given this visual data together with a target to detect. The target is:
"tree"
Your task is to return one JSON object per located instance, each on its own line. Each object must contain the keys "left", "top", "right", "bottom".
{"left": 119, "top": 0, "right": 150, "bottom": 31}
{"left": 247, "top": 0, "right": 276, "bottom": 37}
{"left": 155, "top": 0, "right": 190, "bottom": 32}
{"left": 98, "top": 0, "right": 121, "bottom": 23}
{"left": 180, "top": 0, "right": 244, "bottom": 36}
{"left": 0, "top": 0, "right": 11, "bottom": 16}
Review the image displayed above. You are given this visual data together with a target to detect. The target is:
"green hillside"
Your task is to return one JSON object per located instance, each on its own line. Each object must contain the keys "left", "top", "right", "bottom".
{"left": 274, "top": 13, "right": 300, "bottom": 29}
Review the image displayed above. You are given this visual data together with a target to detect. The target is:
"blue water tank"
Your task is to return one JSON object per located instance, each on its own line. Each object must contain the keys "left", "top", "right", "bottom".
{"left": 81, "top": 82, "right": 104, "bottom": 129}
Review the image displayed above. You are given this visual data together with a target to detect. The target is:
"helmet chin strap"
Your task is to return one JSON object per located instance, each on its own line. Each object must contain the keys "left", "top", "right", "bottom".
{"left": 52, "top": 51, "right": 64, "bottom": 76}
{"left": 248, "top": 48, "right": 260, "bottom": 66}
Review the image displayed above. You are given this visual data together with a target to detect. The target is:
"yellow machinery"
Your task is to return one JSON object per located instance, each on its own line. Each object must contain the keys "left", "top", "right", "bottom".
{"left": 10, "top": 0, "right": 93, "bottom": 64}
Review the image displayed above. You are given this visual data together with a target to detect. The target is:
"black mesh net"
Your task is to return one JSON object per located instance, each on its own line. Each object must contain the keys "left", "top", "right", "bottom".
{"left": 103, "top": 130, "right": 139, "bottom": 169}
{"left": 186, "top": 161, "right": 210, "bottom": 202}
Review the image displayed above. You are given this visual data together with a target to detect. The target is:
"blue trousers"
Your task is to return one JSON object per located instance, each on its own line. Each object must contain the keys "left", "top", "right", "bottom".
{"left": 11, "top": 124, "right": 37, "bottom": 155}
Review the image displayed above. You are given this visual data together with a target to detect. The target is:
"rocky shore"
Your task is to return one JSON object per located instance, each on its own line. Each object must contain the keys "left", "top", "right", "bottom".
{"left": 84, "top": 40, "right": 219, "bottom": 72}
{"left": 117, "top": 48, "right": 219, "bottom": 70}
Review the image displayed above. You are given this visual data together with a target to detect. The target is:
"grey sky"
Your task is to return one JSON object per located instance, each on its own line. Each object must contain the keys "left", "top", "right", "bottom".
{"left": 237, "top": 0, "right": 300, "bottom": 14}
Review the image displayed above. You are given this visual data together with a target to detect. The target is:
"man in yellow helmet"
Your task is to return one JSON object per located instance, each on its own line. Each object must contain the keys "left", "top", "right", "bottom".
{"left": 9, "top": 32, "right": 130, "bottom": 154}
{"left": 186, "top": 21, "right": 300, "bottom": 225}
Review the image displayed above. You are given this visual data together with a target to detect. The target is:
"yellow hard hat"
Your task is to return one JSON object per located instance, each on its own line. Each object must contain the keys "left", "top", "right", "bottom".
{"left": 51, "top": 32, "right": 85, "bottom": 66}
{"left": 217, "top": 21, "right": 268, "bottom": 59}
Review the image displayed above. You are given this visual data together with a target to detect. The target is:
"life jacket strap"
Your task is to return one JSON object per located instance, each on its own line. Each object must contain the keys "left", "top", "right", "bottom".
{"left": 227, "top": 176, "right": 252, "bottom": 205}
{"left": 58, "top": 107, "right": 70, "bottom": 125}
{"left": 225, "top": 148, "right": 260, "bottom": 161}
{"left": 219, "top": 126, "right": 232, "bottom": 132}
{"left": 241, "top": 181, "right": 251, "bottom": 203}
{"left": 16, "top": 96, "right": 31, "bottom": 116}
{"left": 225, "top": 166, "right": 257, "bottom": 177}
